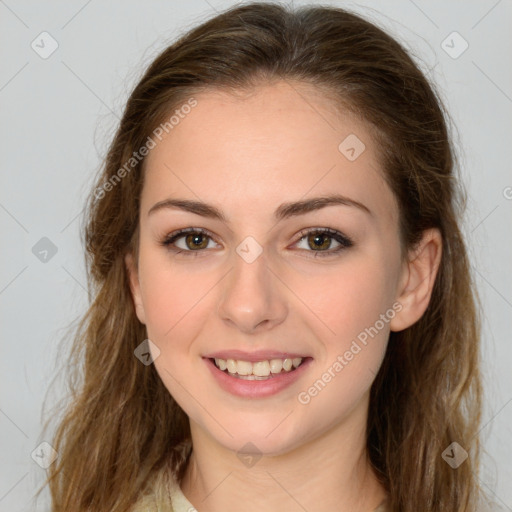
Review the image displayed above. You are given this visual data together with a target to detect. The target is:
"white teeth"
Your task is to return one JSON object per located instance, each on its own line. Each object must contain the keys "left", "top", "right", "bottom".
{"left": 215, "top": 358, "right": 227, "bottom": 371}
{"left": 212, "top": 356, "right": 304, "bottom": 377}
{"left": 236, "top": 360, "right": 253, "bottom": 376}
{"left": 269, "top": 359, "right": 283, "bottom": 373}
{"left": 252, "top": 360, "right": 270, "bottom": 376}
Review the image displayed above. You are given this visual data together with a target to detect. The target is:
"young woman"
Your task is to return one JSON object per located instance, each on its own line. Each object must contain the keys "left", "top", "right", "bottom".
{"left": 41, "top": 2, "right": 492, "bottom": 511}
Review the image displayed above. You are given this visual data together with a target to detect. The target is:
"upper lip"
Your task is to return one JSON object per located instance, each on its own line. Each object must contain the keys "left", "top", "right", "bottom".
{"left": 203, "top": 350, "right": 310, "bottom": 362}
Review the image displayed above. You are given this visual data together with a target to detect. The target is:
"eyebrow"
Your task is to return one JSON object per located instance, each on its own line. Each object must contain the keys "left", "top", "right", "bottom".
{"left": 147, "top": 194, "right": 372, "bottom": 221}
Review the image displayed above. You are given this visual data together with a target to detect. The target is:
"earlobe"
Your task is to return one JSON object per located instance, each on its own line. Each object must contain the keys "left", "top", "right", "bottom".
{"left": 124, "top": 252, "right": 146, "bottom": 325}
{"left": 390, "top": 228, "right": 442, "bottom": 332}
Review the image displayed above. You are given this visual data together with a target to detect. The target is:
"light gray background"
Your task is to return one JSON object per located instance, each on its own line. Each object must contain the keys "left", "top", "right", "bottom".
{"left": 1, "top": 1, "right": 511, "bottom": 510}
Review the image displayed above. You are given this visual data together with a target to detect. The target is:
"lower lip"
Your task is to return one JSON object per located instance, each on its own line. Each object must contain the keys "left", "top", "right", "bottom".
{"left": 203, "top": 357, "right": 313, "bottom": 398}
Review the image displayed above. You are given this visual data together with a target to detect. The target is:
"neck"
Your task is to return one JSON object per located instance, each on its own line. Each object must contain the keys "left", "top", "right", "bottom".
{"left": 180, "top": 393, "right": 388, "bottom": 512}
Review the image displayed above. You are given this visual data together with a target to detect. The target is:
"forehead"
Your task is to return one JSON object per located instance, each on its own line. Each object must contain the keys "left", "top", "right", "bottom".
{"left": 141, "top": 80, "right": 397, "bottom": 226}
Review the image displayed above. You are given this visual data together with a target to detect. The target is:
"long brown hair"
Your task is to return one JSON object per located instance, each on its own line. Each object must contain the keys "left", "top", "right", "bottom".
{"left": 40, "top": 2, "right": 484, "bottom": 510}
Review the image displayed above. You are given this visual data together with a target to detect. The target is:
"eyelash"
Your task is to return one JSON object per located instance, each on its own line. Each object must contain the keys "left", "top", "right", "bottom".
{"left": 160, "top": 227, "right": 354, "bottom": 259}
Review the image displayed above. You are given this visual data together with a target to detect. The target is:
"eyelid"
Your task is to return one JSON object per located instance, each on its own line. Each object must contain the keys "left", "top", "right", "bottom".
{"left": 295, "top": 227, "right": 352, "bottom": 245}
{"left": 165, "top": 226, "right": 217, "bottom": 241}
{"left": 293, "top": 227, "right": 353, "bottom": 257}
{"left": 160, "top": 226, "right": 354, "bottom": 257}
{"left": 160, "top": 227, "right": 219, "bottom": 249}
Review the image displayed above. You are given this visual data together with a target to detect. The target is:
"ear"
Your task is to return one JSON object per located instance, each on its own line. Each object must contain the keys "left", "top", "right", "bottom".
{"left": 125, "top": 252, "right": 146, "bottom": 325}
{"left": 390, "top": 228, "right": 442, "bottom": 332}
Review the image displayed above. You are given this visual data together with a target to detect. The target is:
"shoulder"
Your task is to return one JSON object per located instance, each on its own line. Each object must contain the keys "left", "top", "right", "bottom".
{"left": 372, "top": 500, "right": 390, "bottom": 512}
{"left": 130, "top": 467, "right": 176, "bottom": 512}
{"left": 371, "top": 499, "right": 507, "bottom": 512}
{"left": 476, "top": 501, "right": 509, "bottom": 512}
{"left": 474, "top": 492, "right": 509, "bottom": 512}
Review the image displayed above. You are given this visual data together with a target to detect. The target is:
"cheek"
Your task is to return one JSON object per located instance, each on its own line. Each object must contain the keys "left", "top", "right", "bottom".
{"left": 138, "top": 247, "right": 214, "bottom": 342}
{"left": 288, "top": 253, "right": 397, "bottom": 403}
{"left": 293, "top": 262, "right": 392, "bottom": 421}
{"left": 140, "top": 258, "right": 214, "bottom": 401}
{"left": 294, "top": 256, "right": 397, "bottom": 343}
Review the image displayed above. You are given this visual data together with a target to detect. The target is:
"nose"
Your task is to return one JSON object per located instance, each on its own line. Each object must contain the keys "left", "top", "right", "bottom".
{"left": 216, "top": 249, "right": 288, "bottom": 334}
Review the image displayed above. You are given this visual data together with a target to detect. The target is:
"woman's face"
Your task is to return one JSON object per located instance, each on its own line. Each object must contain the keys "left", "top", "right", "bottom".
{"left": 126, "top": 80, "right": 410, "bottom": 456}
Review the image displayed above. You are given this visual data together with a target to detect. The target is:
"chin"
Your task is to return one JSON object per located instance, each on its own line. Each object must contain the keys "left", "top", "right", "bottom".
{"left": 205, "top": 417, "right": 306, "bottom": 458}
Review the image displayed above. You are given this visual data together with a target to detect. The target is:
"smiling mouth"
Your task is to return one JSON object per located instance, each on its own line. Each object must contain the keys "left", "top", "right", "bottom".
{"left": 210, "top": 356, "right": 309, "bottom": 380}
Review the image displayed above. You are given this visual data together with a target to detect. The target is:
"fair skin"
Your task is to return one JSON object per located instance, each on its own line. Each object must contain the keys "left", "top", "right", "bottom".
{"left": 125, "top": 80, "right": 442, "bottom": 512}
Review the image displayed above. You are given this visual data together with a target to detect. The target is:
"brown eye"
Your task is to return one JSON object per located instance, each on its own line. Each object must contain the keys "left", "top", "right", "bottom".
{"left": 295, "top": 228, "right": 353, "bottom": 258}
{"left": 183, "top": 232, "right": 209, "bottom": 250}
{"left": 307, "top": 232, "right": 333, "bottom": 251}
{"left": 161, "top": 228, "right": 217, "bottom": 255}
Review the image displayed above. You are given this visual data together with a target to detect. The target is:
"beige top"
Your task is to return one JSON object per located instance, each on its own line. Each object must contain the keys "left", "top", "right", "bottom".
{"left": 167, "top": 476, "right": 197, "bottom": 511}
{"left": 170, "top": 482, "right": 387, "bottom": 512}
{"left": 167, "top": 477, "right": 390, "bottom": 512}
{"left": 132, "top": 466, "right": 390, "bottom": 511}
